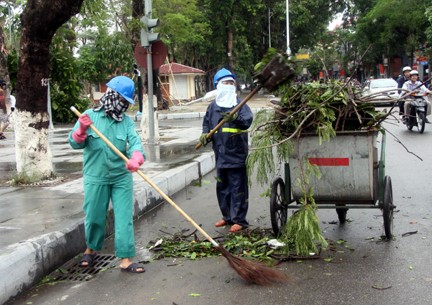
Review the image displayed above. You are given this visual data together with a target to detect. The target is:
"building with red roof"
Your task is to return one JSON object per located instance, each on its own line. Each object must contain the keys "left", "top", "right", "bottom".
{"left": 159, "top": 62, "right": 205, "bottom": 101}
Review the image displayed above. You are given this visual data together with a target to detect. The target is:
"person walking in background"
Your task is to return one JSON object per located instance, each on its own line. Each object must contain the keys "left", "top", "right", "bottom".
{"left": 200, "top": 68, "right": 253, "bottom": 233}
{"left": 9, "top": 91, "right": 15, "bottom": 112}
{"left": 0, "top": 88, "right": 16, "bottom": 137}
{"left": 0, "top": 80, "right": 8, "bottom": 140}
{"left": 68, "top": 76, "right": 146, "bottom": 273}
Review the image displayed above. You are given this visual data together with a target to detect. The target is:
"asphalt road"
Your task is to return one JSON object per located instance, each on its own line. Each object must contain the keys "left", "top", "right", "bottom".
{"left": 7, "top": 115, "right": 432, "bottom": 305}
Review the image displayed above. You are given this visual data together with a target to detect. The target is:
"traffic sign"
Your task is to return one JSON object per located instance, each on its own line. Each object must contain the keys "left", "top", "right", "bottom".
{"left": 134, "top": 40, "right": 167, "bottom": 70}
{"left": 416, "top": 56, "right": 429, "bottom": 62}
{"left": 295, "top": 53, "right": 310, "bottom": 60}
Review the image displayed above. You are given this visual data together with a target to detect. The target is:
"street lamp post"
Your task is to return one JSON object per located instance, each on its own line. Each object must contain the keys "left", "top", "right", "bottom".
{"left": 268, "top": 8, "right": 272, "bottom": 48}
{"left": 286, "top": 0, "right": 291, "bottom": 56}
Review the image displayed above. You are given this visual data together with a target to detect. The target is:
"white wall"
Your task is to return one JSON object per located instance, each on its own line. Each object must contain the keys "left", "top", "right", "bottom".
{"left": 170, "top": 75, "right": 188, "bottom": 99}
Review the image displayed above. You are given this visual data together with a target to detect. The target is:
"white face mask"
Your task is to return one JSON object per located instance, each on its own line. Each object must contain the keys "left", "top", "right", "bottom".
{"left": 216, "top": 82, "right": 237, "bottom": 108}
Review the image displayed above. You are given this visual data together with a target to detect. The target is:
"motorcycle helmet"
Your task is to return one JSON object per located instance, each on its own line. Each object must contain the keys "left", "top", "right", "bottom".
{"left": 402, "top": 66, "right": 411, "bottom": 72}
{"left": 410, "top": 70, "right": 419, "bottom": 76}
{"left": 213, "top": 68, "right": 236, "bottom": 88}
{"left": 106, "top": 76, "right": 135, "bottom": 104}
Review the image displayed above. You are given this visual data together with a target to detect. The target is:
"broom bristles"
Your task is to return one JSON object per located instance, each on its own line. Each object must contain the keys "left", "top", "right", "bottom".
{"left": 216, "top": 245, "right": 293, "bottom": 285}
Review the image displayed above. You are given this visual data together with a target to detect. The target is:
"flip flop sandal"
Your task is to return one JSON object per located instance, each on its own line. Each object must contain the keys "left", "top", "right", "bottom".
{"left": 121, "top": 263, "right": 145, "bottom": 274}
{"left": 229, "top": 224, "right": 244, "bottom": 233}
{"left": 79, "top": 253, "right": 96, "bottom": 267}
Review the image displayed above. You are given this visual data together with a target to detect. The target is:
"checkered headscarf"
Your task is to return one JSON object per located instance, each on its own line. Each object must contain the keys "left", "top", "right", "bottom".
{"left": 94, "top": 89, "right": 129, "bottom": 121}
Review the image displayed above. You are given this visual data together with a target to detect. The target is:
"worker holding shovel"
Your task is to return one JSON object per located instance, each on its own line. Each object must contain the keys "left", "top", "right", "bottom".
{"left": 68, "top": 76, "right": 146, "bottom": 273}
{"left": 200, "top": 68, "right": 253, "bottom": 233}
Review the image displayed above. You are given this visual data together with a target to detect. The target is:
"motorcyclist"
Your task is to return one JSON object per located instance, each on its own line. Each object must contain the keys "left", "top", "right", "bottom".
{"left": 397, "top": 66, "right": 411, "bottom": 117}
{"left": 401, "top": 70, "right": 432, "bottom": 123}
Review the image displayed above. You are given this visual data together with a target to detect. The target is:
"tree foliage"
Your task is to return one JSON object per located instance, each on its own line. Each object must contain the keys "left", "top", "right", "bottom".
{"left": 78, "top": 31, "right": 135, "bottom": 82}
{"left": 153, "top": 0, "right": 210, "bottom": 67}
{"left": 2, "top": 0, "right": 429, "bottom": 124}
{"left": 356, "top": 0, "right": 429, "bottom": 60}
{"left": 50, "top": 25, "right": 89, "bottom": 123}
{"left": 151, "top": 0, "right": 346, "bottom": 89}
{"left": 426, "top": 6, "right": 432, "bottom": 59}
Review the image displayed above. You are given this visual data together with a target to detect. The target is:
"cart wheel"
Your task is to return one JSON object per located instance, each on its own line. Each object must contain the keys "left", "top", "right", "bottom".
{"left": 270, "top": 177, "right": 288, "bottom": 236}
{"left": 336, "top": 206, "right": 348, "bottom": 224}
{"left": 382, "top": 176, "right": 394, "bottom": 239}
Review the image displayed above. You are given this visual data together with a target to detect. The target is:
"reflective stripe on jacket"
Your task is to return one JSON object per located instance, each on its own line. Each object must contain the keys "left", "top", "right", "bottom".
{"left": 202, "top": 100, "right": 253, "bottom": 168}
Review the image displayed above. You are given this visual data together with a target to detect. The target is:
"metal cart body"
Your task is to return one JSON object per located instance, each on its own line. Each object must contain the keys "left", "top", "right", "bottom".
{"left": 270, "top": 130, "right": 394, "bottom": 239}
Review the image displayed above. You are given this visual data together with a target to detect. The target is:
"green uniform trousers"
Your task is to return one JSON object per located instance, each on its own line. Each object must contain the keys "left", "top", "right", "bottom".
{"left": 83, "top": 174, "right": 135, "bottom": 258}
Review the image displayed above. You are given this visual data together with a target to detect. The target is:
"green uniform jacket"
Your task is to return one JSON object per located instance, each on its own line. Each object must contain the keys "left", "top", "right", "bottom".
{"left": 68, "top": 109, "right": 145, "bottom": 184}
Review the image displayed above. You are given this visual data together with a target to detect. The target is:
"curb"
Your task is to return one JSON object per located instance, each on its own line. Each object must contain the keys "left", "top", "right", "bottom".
{"left": 137, "top": 107, "right": 270, "bottom": 121}
{"left": 158, "top": 111, "right": 206, "bottom": 120}
{"left": 0, "top": 152, "right": 215, "bottom": 305}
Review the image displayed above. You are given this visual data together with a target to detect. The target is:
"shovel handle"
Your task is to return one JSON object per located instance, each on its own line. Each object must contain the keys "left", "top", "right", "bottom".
{"left": 195, "top": 84, "right": 262, "bottom": 150}
{"left": 70, "top": 106, "right": 220, "bottom": 248}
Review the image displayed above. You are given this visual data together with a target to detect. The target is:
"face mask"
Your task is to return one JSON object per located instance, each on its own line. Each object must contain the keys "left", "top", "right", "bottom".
{"left": 94, "top": 89, "right": 129, "bottom": 121}
{"left": 215, "top": 82, "right": 237, "bottom": 108}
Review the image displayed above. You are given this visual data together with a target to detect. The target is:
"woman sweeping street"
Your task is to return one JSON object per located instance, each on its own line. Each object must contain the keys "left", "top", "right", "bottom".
{"left": 68, "top": 75, "right": 146, "bottom": 273}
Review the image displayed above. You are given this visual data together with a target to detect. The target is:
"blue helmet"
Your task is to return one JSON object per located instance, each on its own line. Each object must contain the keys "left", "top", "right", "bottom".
{"left": 213, "top": 68, "right": 236, "bottom": 87}
{"left": 106, "top": 76, "right": 135, "bottom": 104}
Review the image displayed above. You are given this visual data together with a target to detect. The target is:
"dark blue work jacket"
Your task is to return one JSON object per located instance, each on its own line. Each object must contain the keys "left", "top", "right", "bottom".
{"left": 202, "top": 100, "right": 253, "bottom": 168}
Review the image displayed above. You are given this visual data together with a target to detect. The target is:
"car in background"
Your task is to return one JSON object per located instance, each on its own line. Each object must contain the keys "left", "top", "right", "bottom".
{"left": 361, "top": 78, "right": 399, "bottom": 106}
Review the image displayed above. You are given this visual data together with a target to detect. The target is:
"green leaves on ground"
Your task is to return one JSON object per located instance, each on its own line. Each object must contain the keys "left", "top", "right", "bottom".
{"left": 149, "top": 228, "right": 283, "bottom": 263}
{"left": 148, "top": 227, "right": 353, "bottom": 263}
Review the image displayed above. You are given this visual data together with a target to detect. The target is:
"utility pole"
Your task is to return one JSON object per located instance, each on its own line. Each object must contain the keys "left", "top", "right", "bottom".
{"left": 142, "top": 0, "right": 160, "bottom": 144}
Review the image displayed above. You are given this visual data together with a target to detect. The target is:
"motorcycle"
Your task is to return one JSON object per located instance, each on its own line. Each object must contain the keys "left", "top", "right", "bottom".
{"left": 404, "top": 93, "right": 429, "bottom": 133}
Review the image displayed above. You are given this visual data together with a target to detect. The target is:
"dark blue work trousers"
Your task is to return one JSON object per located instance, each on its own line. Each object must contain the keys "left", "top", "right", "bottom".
{"left": 216, "top": 167, "right": 249, "bottom": 227}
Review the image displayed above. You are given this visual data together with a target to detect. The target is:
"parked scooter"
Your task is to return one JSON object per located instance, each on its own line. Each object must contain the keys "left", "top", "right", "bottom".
{"left": 404, "top": 93, "right": 429, "bottom": 133}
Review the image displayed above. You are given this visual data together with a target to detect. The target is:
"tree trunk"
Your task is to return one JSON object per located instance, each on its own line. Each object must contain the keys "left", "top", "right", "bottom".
{"left": 15, "top": 0, "right": 84, "bottom": 179}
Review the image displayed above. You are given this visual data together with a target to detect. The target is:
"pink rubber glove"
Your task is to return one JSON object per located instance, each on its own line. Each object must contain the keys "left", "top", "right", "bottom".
{"left": 126, "top": 151, "right": 145, "bottom": 172}
{"left": 72, "top": 114, "right": 92, "bottom": 143}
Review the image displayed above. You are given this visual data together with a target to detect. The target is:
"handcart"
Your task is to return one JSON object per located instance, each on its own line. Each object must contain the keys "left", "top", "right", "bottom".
{"left": 270, "top": 130, "right": 395, "bottom": 239}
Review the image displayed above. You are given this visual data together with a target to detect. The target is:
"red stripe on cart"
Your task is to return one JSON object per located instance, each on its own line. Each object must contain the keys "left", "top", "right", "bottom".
{"left": 308, "top": 158, "right": 350, "bottom": 166}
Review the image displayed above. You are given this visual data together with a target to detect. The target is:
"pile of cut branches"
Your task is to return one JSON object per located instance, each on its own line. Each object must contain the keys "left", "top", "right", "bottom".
{"left": 148, "top": 227, "right": 330, "bottom": 263}
{"left": 247, "top": 79, "right": 388, "bottom": 185}
{"left": 247, "top": 74, "right": 390, "bottom": 256}
{"left": 149, "top": 228, "right": 281, "bottom": 264}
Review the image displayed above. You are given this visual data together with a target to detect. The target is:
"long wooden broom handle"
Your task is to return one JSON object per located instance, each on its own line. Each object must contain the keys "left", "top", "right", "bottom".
{"left": 70, "top": 106, "right": 220, "bottom": 247}
{"left": 194, "top": 84, "right": 263, "bottom": 150}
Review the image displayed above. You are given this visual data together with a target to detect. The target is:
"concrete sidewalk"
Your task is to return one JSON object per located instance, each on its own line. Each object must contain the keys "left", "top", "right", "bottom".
{"left": 0, "top": 97, "right": 272, "bottom": 304}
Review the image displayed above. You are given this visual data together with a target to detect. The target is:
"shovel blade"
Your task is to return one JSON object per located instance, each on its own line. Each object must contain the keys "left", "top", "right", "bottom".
{"left": 253, "top": 54, "right": 296, "bottom": 92}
